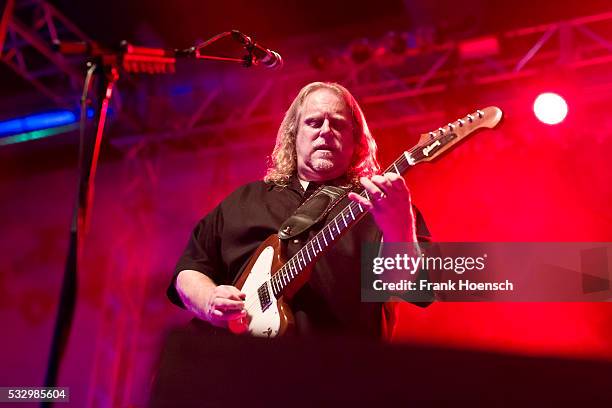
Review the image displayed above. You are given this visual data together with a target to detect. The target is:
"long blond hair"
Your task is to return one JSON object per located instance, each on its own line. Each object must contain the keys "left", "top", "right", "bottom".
{"left": 264, "top": 82, "right": 380, "bottom": 187}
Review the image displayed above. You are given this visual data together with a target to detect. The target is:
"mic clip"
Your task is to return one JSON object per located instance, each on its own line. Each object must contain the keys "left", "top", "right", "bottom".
{"left": 230, "top": 30, "right": 256, "bottom": 67}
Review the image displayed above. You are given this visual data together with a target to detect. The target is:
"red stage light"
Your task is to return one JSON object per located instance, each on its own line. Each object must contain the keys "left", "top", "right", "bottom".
{"left": 533, "top": 92, "right": 568, "bottom": 125}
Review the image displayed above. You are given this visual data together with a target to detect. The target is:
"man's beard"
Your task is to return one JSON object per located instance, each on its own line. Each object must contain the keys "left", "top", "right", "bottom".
{"left": 309, "top": 149, "right": 338, "bottom": 172}
{"left": 311, "top": 157, "right": 335, "bottom": 172}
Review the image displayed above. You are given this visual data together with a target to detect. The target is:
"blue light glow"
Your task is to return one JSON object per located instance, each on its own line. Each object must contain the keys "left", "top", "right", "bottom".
{"left": 0, "top": 110, "right": 77, "bottom": 136}
{"left": 170, "top": 85, "right": 193, "bottom": 96}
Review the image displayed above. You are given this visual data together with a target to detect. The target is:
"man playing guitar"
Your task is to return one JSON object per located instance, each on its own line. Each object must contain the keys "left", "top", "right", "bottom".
{"left": 167, "top": 82, "right": 431, "bottom": 338}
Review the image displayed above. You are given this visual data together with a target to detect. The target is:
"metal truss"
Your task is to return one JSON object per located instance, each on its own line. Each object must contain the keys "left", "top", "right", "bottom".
{"left": 136, "top": 10, "right": 612, "bottom": 148}
{"left": 0, "top": 0, "right": 91, "bottom": 106}
{"left": 3, "top": 3, "right": 612, "bottom": 145}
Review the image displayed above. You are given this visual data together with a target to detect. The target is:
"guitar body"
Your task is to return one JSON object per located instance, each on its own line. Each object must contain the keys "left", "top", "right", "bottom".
{"left": 229, "top": 235, "right": 310, "bottom": 337}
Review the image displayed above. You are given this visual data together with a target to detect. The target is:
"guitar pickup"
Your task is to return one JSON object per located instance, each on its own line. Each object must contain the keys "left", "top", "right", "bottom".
{"left": 257, "top": 283, "right": 272, "bottom": 312}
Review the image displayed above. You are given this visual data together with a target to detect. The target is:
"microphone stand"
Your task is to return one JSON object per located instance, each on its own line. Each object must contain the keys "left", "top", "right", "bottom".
{"left": 42, "top": 58, "right": 118, "bottom": 407}
{"left": 42, "top": 30, "right": 278, "bottom": 406}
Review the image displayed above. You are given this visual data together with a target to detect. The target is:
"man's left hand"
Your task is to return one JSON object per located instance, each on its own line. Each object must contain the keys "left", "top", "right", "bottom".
{"left": 348, "top": 173, "right": 417, "bottom": 242}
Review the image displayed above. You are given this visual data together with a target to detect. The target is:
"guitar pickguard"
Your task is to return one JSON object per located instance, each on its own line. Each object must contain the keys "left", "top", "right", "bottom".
{"left": 241, "top": 246, "right": 281, "bottom": 337}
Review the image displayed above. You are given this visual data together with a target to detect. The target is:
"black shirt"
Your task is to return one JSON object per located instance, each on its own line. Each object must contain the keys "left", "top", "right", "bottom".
{"left": 168, "top": 176, "right": 431, "bottom": 338}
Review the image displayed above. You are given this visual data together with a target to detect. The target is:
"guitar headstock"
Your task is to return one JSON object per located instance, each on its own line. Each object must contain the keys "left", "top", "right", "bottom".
{"left": 414, "top": 106, "right": 503, "bottom": 163}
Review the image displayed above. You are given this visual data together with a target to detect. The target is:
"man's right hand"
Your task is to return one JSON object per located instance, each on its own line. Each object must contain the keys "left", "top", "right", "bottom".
{"left": 203, "top": 284, "right": 247, "bottom": 328}
{"left": 176, "top": 270, "right": 247, "bottom": 330}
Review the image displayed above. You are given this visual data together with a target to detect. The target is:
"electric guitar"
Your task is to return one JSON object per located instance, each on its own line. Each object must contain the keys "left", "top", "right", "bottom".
{"left": 229, "top": 106, "right": 503, "bottom": 337}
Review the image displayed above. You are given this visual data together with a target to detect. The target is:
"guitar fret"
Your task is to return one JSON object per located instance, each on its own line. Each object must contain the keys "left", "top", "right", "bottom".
{"left": 310, "top": 242, "right": 318, "bottom": 256}
{"left": 349, "top": 204, "right": 355, "bottom": 219}
{"left": 327, "top": 225, "right": 335, "bottom": 239}
{"left": 316, "top": 237, "right": 322, "bottom": 252}
{"left": 322, "top": 231, "right": 328, "bottom": 246}
{"left": 341, "top": 212, "right": 348, "bottom": 228}
{"left": 334, "top": 218, "right": 340, "bottom": 234}
{"left": 393, "top": 162, "right": 399, "bottom": 174}
{"left": 305, "top": 248, "right": 311, "bottom": 262}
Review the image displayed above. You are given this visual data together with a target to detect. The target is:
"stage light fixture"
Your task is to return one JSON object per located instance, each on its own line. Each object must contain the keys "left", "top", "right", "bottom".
{"left": 533, "top": 92, "right": 568, "bottom": 125}
{"left": 349, "top": 39, "right": 373, "bottom": 64}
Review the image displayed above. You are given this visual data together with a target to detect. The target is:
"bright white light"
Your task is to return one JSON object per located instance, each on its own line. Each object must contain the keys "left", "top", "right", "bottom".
{"left": 533, "top": 93, "right": 568, "bottom": 125}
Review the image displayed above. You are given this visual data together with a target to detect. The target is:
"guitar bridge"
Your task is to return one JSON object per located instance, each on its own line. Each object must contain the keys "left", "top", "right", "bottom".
{"left": 257, "top": 283, "right": 272, "bottom": 312}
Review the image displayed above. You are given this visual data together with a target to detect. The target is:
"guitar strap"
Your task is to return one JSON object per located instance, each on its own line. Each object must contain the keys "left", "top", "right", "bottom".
{"left": 278, "top": 184, "right": 350, "bottom": 241}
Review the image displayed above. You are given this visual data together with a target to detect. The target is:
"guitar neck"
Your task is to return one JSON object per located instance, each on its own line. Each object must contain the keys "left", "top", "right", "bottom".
{"left": 268, "top": 148, "right": 425, "bottom": 298}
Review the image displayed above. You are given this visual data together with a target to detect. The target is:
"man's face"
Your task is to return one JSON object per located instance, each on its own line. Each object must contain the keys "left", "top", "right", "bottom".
{"left": 295, "top": 88, "right": 355, "bottom": 182}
